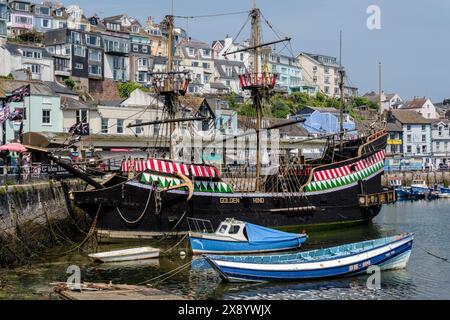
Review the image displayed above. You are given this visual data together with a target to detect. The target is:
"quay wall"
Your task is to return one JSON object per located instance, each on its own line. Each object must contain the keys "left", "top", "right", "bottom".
{"left": 0, "top": 180, "right": 87, "bottom": 267}
{"left": 382, "top": 171, "right": 450, "bottom": 187}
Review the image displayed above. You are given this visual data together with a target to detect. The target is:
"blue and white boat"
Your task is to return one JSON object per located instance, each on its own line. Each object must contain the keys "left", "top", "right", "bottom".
{"left": 410, "top": 179, "right": 430, "bottom": 196}
{"left": 439, "top": 187, "right": 450, "bottom": 198}
{"left": 189, "top": 219, "right": 308, "bottom": 255}
{"left": 205, "top": 233, "right": 414, "bottom": 282}
{"left": 440, "top": 186, "right": 450, "bottom": 194}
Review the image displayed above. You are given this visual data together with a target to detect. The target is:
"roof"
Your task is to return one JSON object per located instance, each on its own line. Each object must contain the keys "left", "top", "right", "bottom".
{"left": 209, "top": 82, "right": 229, "bottom": 90}
{"left": 179, "top": 96, "right": 215, "bottom": 117}
{"left": 44, "top": 81, "right": 77, "bottom": 96}
{"left": 386, "top": 120, "right": 403, "bottom": 132}
{"left": 391, "top": 110, "right": 432, "bottom": 125}
{"left": 179, "top": 39, "right": 212, "bottom": 59}
{"left": 238, "top": 116, "right": 309, "bottom": 137}
{"left": 1, "top": 43, "right": 52, "bottom": 59}
{"left": 0, "top": 80, "right": 56, "bottom": 97}
{"left": 61, "top": 97, "right": 96, "bottom": 111}
{"left": 214, "top": 59, "right": 246, "bottom": 79}
{"left": 295, "top": 106, "right": 340, "bottom": 116}
{"left": 401, "top": 98, "right": 428, "bottom": 109}
{"left": 97, "top": 100, "right": 124, "bottom": 107}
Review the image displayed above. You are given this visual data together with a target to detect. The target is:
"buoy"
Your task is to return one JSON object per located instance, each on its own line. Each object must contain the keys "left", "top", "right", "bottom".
{"left": 180, "top": 251, "right": 186, "bottom": 259}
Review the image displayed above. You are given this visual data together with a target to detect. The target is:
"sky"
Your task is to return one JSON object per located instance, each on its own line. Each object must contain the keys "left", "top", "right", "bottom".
{"left": 70, "top": 0, "right": 450, "bottom": 102}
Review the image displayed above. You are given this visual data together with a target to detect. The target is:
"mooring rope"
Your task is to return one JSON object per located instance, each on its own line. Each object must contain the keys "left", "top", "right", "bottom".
{"left": 115, "top": 187, "right": 153, "bottom": 225}
{"left": 138, "top": 259, "right": 194, "bottom": 286}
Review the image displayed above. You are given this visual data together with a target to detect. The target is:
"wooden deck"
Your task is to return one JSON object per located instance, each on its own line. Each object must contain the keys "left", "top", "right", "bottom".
{"left": 53, "top": 282, "right": 188, "bottom": 300}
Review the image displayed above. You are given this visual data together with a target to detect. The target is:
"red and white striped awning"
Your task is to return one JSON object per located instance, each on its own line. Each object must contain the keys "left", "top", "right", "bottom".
{"left": 121, "top": 158, "right": 221, "bottom": 178}
{"left": 313, "top": 150, "right": 385, "bottom": 182}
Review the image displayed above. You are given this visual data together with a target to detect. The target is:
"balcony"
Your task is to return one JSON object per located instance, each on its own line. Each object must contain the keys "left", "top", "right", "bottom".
{"left": 104, "top": 44, "right": 128, "bottom": 56}
{"left": 55, "top": 68, "right": 71, "bottom": 77}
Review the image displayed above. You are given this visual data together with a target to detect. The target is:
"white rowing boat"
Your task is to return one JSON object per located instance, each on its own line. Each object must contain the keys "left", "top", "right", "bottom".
{"left": 88, "top": 247, "right": 160, "bottom": 263}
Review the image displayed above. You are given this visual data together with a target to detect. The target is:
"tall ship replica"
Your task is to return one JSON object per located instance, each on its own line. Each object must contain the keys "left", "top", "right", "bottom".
{"left": 53, "top": 6, "right": 395, "bottom": 238}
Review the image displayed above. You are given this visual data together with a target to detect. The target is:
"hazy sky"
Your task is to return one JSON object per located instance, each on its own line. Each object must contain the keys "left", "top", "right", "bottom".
{"left": 71, "top": 0, "right": 450, "bottom": 102}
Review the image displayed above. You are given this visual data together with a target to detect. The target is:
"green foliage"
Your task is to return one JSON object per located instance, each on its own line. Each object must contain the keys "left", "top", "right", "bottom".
{"left": 0, "top": 74, "right": 13, "bottom": 80}
{"left": 118, "top": 82, "right": 145, "bottom": 98}
{"left": 64, "top": 78, "right": 76, "bottom": 90}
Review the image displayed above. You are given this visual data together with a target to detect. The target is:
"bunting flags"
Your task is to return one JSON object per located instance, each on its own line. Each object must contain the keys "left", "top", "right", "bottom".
{"left": 0, "top": 102, "right": 10, "bottom": 124}
{"left": 8, "top": 84, "right": 31, "bottom": 103}
{"left": 69, "top": 122, "right": 90, "bottom": 136}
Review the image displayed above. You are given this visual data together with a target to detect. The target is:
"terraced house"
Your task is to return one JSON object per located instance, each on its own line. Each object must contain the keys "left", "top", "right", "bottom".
{"left": 0, "top": 42, "right": 54, "bottom": 81}
{"left": 44, "top": 28, "right": 104, "bottom": 85}
{"left": 268, "top": 52, "right": 302, "bottom": 94}
{"left": 0, "top": 0, "right": 8, "bottom": 40}
{"left": 7, "top": 0, "right": 34, "bottom": 38}
{"left": 179, "top": 38, "right": 214, "bottom": 94}
{"left": 31, "top": 2, "right": 52, "bottom": 33}
{"left": 89, "top": 14, "right": 130, "bottom": 82}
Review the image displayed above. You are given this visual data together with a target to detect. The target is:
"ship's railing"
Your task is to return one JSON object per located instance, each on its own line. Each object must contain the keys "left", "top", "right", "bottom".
{"left": 239, "top": 73, "right": 278, "bottom": 90}
{"left": 187, "top": 217, "right": 214, "bottom": 233}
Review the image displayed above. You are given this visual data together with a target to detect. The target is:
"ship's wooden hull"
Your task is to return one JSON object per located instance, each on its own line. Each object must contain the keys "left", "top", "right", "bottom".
{"left": 71, "top": 132, "right": 389, "bottom": 236}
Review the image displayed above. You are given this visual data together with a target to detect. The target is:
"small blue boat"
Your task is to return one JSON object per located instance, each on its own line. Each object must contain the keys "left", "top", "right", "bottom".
{"left": 410, "top": 179, "right": 431, "bottom": 196}
{"left": 205, "top": 233, "right": 414, "bottom": 282}
{"left": 189, "top": 219, "right": 308, "bottom": 255}
{"left": 441, "top": 187, "right": 450, "bottom": 194}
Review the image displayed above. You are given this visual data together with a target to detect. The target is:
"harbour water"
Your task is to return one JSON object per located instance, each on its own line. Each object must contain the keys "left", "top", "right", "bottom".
{"left": 1, "top": 200, "right": 449, "bottom": 300}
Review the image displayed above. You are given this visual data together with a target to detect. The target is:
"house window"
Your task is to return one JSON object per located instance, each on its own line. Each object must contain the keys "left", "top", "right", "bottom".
{"left": 76, "top": 110, "right": 88, "bottom": 123}
{"left": 27, "top": 64, "right": 40, "bottom": 74}
{"left": 56, "top": 10, "right": 62, "bottom": 17}
{"left": 407, "top": 146, "right": 412, "bottom": 153}
{"left": 422, "top": 145, "right": 427, "bottom": 153}
{"left": 422, "top": 135, "right": 426, "bottom": 142}
{"left": 406, "top": 125, "right": 411, "bottom": 131}
{"left": 142, "top": 46, "right": 148, "bottom": 53}
{"left": 41, "top": 19, "right": 50, "bottom": 28}
{"left": 407, "top": 134, "right": 412, "bottom": 143}
{"left": 436, "top": 142, "right": 441, "bottom": 151}
{"left": 22, "top": 51, "right": 41, "bottom": 59}
{"left": 86, "top": 35, "right": 100, "bottom": 46}
{"left": 135, "top": 120, "right": 143, "bottom": 134}
{"left": 88, "top": 65, "right": 101, "bottom": 75}
{"left": 73, "top": 45, "right": 85, "bottom": 57}
{"left": 117, "top": 119, "right": 124, "bottom": 134}
{"left": 132, "top": 25, "right": 139, "bottom": 33}
{"left": 15, "top": 3, "right": 30, "bottom": 11}
{"left": 38, "top": 7, "right": 50, "bottom": 15}
{"left": 202, "top": 62, "right": 210, "bottom": 69}
{"left": 101, "top": 118, "right": 109, "bottom": 133}
{"left": 138, "top": 58, "right": 148, "bottom": 67}
{"left": 188, "top": 48, "right": 195, "bottom": 56}
{"left": 88, "top": 50, "right": 101, "bottom": 62}
{"left": 133, "top": 44, "right": 139, "bottom": 52}
{"left": 70, "top": 32, "right": 81, "bottom": 44}
{"left": 75, "top": 63, "right": 83, "bottom": 70}
{"left": 42, "top": 109, "right": 51, "bottom": 124}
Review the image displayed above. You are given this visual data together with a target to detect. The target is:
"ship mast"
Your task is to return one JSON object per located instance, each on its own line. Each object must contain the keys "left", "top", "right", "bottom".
{"left": 251, "top": 3, "right": 263, "bottom": 191}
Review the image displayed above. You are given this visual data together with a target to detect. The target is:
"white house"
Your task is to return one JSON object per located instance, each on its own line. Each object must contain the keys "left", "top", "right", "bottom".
{"left": 363, "top": 92, "right": 403, "bottom": 112}
{"left": 431, "top": 119, "right": 450, "bottom": 169}
{"left": 0, "top": 43, "right": 54, "bottom": 81}
{"left": 392, "top": 110, "right": 433, "bottom": 170}
{"left": 399, "top": 97, "right": 438, "bottom": 120}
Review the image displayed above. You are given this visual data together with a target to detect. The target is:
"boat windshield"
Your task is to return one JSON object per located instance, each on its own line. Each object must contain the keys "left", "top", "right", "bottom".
{"left": 217, "top": 224, "right": 229, "bottom": 234}
{"left": 229, "top": 225, "right": 241, "bottom": 235}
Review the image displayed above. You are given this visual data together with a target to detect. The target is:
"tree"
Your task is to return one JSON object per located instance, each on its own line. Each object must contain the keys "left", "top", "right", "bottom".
{"left": 118, "top": 82, "right": 142, "bottom": 98}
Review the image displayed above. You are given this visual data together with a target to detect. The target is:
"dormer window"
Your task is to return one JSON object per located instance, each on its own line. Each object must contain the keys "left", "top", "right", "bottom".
{"left": 15, "top": 2, "right": 30, "bottom": 11}
{"left": 56, "top": 10, "right": 62, "bottom": 17}
{"left": 188, "top": 48, "right": 195, "bottom": 56}
{"left": 107, "top": 23, "right": 120, "bottom": 31}
{"left": 37, "top": 7, "right": 50, "bottom": 16}
{"left": 132, "top": 25, "right": 139, "bottom": 33}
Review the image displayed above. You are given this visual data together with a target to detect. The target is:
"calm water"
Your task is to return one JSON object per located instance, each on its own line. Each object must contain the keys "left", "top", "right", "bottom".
{"left": 1, "top": 200, "right": 450, "bottom": 300}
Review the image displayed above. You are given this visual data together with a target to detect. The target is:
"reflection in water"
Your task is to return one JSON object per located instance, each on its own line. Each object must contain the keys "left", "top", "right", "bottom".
{"left": 1, "top": 200, "right": 450, "bottom": 299}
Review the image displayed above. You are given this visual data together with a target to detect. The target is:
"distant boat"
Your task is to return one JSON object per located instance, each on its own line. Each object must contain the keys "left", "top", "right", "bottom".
{"left": 88, "top": 247, "right": 160, "bottom": 263}
{"left": 411, "top": 179, "right": 430, "bottom": 196}
{"left": 387, "top": 178, "right": 411, "bottom": 200}
{"left": 189, "top": 219, "right": 308, "bottom": 255}
{"left": 205, "top": 233, "right": 414, "bottom": 282}
{"left": 440, "top": 187, "right": 450, "bottom": 194}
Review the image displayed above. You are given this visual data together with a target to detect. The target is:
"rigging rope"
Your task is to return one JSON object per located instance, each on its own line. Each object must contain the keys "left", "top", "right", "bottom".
{"left": 116, "top": 185, "right": 154, "bottom": 225}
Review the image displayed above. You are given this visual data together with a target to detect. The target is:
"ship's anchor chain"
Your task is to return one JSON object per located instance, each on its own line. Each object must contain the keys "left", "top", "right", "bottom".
{"left": 116, "top": 187, "right": 153, "bottom": 225}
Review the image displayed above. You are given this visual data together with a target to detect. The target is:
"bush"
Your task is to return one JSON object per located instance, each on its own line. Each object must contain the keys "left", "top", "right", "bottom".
{"left": 64, "top": 78, "right": 76, "bottom": 90}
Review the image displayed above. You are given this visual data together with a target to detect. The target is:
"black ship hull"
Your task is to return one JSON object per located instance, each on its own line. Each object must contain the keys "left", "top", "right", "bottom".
{"left": 71, "top": 132, "right": 391, "bottom": 236}
{"left": 74, "top": 171, "right": 384, "bottom": 234}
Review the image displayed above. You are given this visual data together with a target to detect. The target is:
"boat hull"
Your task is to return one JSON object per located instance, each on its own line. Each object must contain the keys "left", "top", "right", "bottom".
{"left": 88, "top": 247, "right": 160, "bottom": 263}
{"left": 189, "top": 235, "right": 307, "bottom": 255}
{"left": 205, "top": 234, "right": 414, "bottom": 282}
{"left": 73, "top": 171, "right": 383, "bottom": 235}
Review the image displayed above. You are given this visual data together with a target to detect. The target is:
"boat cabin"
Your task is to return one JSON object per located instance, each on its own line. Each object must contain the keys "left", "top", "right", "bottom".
{"left": 215, "top": 219, "right": 248, "bottom": 242}
{"left": 387, "top": 179, "right": 402, "bottom": 188}
{"left": 411, "top": 179, "right": 428, "bottom": 187}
